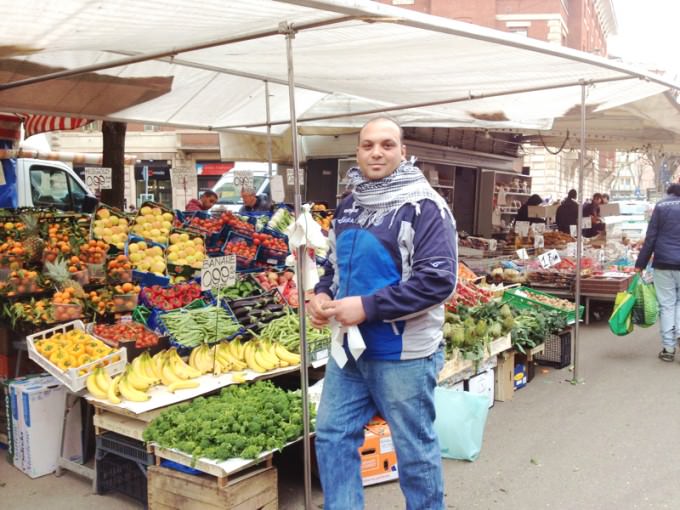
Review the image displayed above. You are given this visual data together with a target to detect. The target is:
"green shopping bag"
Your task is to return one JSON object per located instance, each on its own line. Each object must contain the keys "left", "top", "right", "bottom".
{"left": 608, "top": 274, "right": 640, "bottom": 336}
{"left": 632, "top": 277, "right": 658, "bottom": 327}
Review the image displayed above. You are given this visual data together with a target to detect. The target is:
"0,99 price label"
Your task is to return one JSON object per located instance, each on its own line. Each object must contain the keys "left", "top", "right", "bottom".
{"left": 201, "top": 255, "right": 236, "bottom": 291}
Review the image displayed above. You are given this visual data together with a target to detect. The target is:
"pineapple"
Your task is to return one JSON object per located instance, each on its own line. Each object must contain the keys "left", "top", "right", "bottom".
{"left": 44, "top": 257, "right": 85, "bottom": 297}
{"left": 20, "top": 213, "right": 44, "bottom": 263}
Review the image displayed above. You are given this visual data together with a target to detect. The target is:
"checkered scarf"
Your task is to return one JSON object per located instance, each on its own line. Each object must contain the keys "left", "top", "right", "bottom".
{"left": 347, "top": 159, "right": 455, "bottom": 228}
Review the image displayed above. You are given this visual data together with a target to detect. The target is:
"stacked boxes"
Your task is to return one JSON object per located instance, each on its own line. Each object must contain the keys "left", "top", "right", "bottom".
{"left": 359, "top": 416, "right": 399, "bottom": 486}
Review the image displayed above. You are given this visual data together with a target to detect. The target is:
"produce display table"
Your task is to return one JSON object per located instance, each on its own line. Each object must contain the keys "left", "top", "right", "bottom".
{"left": 526, "top": 285, "right": 617, "bottom": 325}
{"left": 438, "top": 334, "right": 511, "bottom": 384}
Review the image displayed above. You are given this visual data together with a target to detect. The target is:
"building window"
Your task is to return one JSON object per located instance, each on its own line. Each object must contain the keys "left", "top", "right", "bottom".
{"left": 143, "top": 124, "right": 161, "bottom": 132}
{"left": 510, "top": 28, "right": 528, "bottom": 37}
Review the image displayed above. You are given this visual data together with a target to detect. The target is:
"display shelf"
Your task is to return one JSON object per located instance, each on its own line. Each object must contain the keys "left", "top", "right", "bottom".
{"left": 84, "top": 364, "right": 301, "bottom": 415}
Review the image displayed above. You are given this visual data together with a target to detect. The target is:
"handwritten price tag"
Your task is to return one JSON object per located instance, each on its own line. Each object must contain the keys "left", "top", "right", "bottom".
{"left": 84, "top": 167, "right": 112, "bottom": 190}
{"left": 516, "top": 248, "right": 529, "bottom": 260}
{"left": 201, "top": 255, "right": 236, "bottom": 291}
{"left": 233, "top": 171, "right": 254, "bottom": 193}
{"left": 537, "top": 249, "right": 561, "bottom": 269}
{"left": 515, "top": 221, "right": 530, "bottom": 237}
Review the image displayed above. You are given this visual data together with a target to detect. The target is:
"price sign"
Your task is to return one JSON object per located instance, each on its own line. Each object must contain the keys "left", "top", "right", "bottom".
{"left": 233, "top": 171, "right": 254, "bottom": 193}
{"left": 538, "top": 249, "right": 561, "bottom": 269}
{"left": 581, "top": 217, "right": 592, "bottom": 229}
{"left": 270, "top": 174, "right": 285, "bottom": 203}
{"left": 516, "top": 248, "right": 529, "bottom": 260}
{"left": 533, "top": 234, "right": 544, "bottom": 250}
{"left": 201, "top": 255, "right": 236, "bottom": 291}
{"left": 515, "top": 221, "right": 530, "bottom": 237}
{"left": 84, "top": 167, "right": 112, "bottom": 190}
{"left": 531, "top": 223, "right": 545, "bottom": 234}
{"left": 286, "top": 167, "right": 304, "bottom": 186}
{"left": 570, "top": 225, "right": 578, "bottom": 237}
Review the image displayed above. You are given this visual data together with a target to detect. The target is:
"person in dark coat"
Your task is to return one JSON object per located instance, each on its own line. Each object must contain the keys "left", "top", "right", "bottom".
{"left": 515, "top": 194, "right": 546, "bottom": 224}
{"left": 556, "top": 189, "right": 579, "bottom": 234}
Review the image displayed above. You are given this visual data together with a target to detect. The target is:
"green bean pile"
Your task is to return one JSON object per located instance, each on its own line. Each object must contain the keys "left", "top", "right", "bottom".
{"left": 258, "top": 310, "right": 330, "bottom": 353}
{"left": 160, "top": 305, "right": 242, "bottom": 347}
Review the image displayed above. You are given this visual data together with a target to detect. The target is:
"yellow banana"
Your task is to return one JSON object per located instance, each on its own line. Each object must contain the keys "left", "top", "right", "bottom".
{"left": 107, "top": 375, "right": 122, "bottom": 404}
{"left": 254, "top": 349, "right": 276, "bottom": 371}
{"left": 161, "top": 360, "right": 183, "bottom": 386}
{"left": 126, "top": 365, "right": 151, "bottom": 391}
{"left": 236, "top": 339, "right": 246, "bottom": 361}
{"left": 218, "top": 345, "right": 247, "bottom": 371}
{"left": 197, "top": 345, "right": 215, "bottom": 374}
{"left": 171, "top": 352, "right": 201, "bottom": 379}
{"left": 86, "top": 369, "right": 108, "bottom": 399}
{"left": 275, "top": 343, "right": 301, "bottom": 365}
{"left": 153, "top": 351, "right": 166, "bottom": 378}
{"left": 188, "top": 346, "right": 199, "bottom": 368}
{"left": 141, "top": 353, "right": 160, "bottom": 381}
{"left": 131, "top": 357, "right": 156, "bottom": 386}
{"left": 95, "top": 367, "right": 112, "bottom": 392}
{"left": 167, "top": 379, "right": 200, "bottom": 393}
{"left": 258, "top": 343, "right": 280, "bottom": 367}
{"left": 231, "top": 372, "right": 247, "bottom": 384}
{"left": 119, "top": 376, "right": 150, "bottom": 402}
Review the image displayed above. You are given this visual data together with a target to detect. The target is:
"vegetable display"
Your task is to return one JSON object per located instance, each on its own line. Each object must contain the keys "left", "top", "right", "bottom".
{"left": 143, "top": 381, "right": 312, "bottom": 461}
{"left": 92, "top": 322, "right": 161, "bottom": 349}
{"left": 510, "top": 307, "right": 566, "bottom": 354}
{"left": 257, "top": 310, "right": 330, "bottom": 353}
{"left": 267, "top": 208, "right": 294, "bottom": 234}
{"left": 229, "top": 294, "right": 287, "bottom": 332}
{"left": 141, "top": 282, "right": 203, "bottom": 311}
{"left": 159, "top": 305, "right": 241, "bottom": 347}
{"left": 214, "top": 277, "right": 261, "bottom": 300}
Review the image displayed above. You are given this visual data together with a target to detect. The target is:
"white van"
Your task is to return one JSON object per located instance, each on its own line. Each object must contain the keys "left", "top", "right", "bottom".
{"left": 8, "top": 158, "right": 98, "bottom": 212}
{"left": 211, "top": 163, "right": 273, "bottom": 212}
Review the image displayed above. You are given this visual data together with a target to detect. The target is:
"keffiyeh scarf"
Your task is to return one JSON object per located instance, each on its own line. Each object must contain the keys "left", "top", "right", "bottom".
{"left": 347, "top": 159, "right": 455, "bottom": 229}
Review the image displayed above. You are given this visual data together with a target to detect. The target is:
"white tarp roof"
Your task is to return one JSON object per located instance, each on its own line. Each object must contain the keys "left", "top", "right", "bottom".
{"left": 0, "top": 0, "right": 677, "bottom": 144}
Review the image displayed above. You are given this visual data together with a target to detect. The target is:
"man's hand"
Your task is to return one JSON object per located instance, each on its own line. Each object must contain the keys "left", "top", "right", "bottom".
{"left": 323, "top": 296, "right": 366, "bottom": 327}
{"left": 308, "top": 293, "right": 333, "bottom": 328}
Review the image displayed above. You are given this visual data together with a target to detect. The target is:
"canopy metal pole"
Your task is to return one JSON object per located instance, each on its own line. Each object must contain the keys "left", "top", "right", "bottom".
{"left": 573, "top": 81, "right": 587, "bottom": 383}
{"left": 283, "top": 25, "right": 313, "bottom": 510}
{"left": 265, "top": 80, "right": 274, "bottom": 179}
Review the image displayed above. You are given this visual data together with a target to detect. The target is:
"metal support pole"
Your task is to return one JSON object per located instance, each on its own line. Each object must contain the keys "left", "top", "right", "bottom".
{"left": 265, "top": 80, "right": 274, "bottom": 180}
{"left": 573, "top": 82, "right": 587, "bottom": 383}
{"left": 284, "top": 25, "right": 313, "bottom": 510}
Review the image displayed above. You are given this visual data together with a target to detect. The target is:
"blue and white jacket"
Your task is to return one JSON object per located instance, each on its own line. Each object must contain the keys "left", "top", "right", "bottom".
{"left": 315, "top": 196, "right": 458, "bottom": 360}
{"left": 636, "top": 194, "right": 680, "bottom": 270}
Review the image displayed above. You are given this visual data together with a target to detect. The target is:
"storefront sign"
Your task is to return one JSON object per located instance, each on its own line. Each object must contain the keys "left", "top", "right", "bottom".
{"left": 84, "top": 167, "right": 112, "bottom": 190}
{"left": 233, "top": 171, "right": 254, "bottom": 192}
{"left": 201, "top": 255, "right": 236, "bottom": 291}
{"left": 538, "top": 249, "right": 561, "bottom": 269}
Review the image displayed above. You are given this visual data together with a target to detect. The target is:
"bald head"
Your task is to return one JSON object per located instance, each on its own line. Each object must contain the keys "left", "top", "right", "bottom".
{"left": 356, "top": 117, "right": 406, "bottom": 181}
{"left": 358, "top": 117, "right": 404, "bottom": 145}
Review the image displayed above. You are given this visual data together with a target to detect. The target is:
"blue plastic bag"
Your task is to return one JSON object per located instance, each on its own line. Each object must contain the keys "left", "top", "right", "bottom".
{"left": 433, "top": 387, "right": 489, "bottom": 461}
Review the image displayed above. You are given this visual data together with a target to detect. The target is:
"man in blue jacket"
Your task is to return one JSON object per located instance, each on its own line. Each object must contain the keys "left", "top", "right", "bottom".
{"left": 309, "top": 117, "right": 458, "bottom": 509}
{"left": 635, "top": 184, "right": 680, "bottom": 361}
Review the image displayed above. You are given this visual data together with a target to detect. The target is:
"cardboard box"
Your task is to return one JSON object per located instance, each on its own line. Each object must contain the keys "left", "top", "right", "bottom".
{"left": 599, "top": 203, "right": 621, "bottom": 217}
{"left": 494, "top": 351, "right": 515, "bottom": 402}
{"left": 466, "top": 369, "right": 495, "bottom": 408}
{"left": 9, "top": 374, "right": 67, "bottom": 478}
{"left": 359, "top": 417, "right": 399, "bottom": 486}
{"left": 527, "top": 204, "right": 558, "bottom": 223}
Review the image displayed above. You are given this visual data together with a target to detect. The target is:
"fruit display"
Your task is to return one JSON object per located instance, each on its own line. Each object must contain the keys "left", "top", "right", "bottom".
{"left": 111, "top": 282, "right": 142, "bottom": 311}
{"left": 448, "top": 280, "right": 494, "bottom": 310}
{"left": 131, "top": 205, "right": 175, "bottom": 245}
{"left": 127, "top": 240, "right": 167, "bottom": 275}
{"left": 159, "top": 305, "right": 242, "bottom": 347}
{"left": 92, "top": 322, "right": 160, "bottom": 349}
{"left": 252, "top": 232, "right": 288, "bottom": 253}
{"left": 0, "top": 239, "right": 26, "bottom": 269}
{"left": 33, "top": 328, "right": 117, "bottom": 372}
{"left": 84, "top": 288, "right": 115, "bottom": 316}
{"left": 79, "top": 239, "right": 109, "bottom": 264}
{"left": 254, "top": 270, "right": 298, "bottom": 306}
{"left": 107, "top": 254, "right": 133, "bottom": 282}
{"left": 167, "top": 231, "right": 206, "bottom": 269}
{"left": 43, "top": 221, "right": 76, "bottom": 262}
{"left": 92, "top": 206, "right": 129, "bottom": 249}
{"left": 141, "top": 282, "right": 203, "bottom": 311}
{"left": 311, "top": 203, "right": 333, "bottom": 231}
{"left": 4, "top": 269, "right": 42, "bottom": 296}
{"left": 516, "top": 288, "right": 576, "bottom": 311}
{"left": 213, "top": 276, "right": 261, "bottom": 300}
{"left": 143, "top": 381, "right": 311, "bottom": 460}
{"left": 3, "top": 298, "right": 53, "bottom": 328}
{"left": 225, "top": 239, "right": 257, "bottom": 260}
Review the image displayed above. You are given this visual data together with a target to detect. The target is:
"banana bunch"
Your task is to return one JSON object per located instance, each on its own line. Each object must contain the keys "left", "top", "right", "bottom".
{"left": 243, "top": 340, "right": 301, "bottom": 373}
{"left": 153, "top": 348, "right": 201, "bottom": 393}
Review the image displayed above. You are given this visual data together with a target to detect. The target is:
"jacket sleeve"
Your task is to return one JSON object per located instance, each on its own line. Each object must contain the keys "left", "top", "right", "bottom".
{"left": 185, "top": 200, "right": 200, "bottom": 211}
{"left": 635, "top": 205, "right": 660, "bottom": 269}
{"left": 361, "top": 200, "right": 457, "bottom": 322}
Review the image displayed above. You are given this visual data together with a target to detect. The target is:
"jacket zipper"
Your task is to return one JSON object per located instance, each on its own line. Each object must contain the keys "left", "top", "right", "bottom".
{"left": 345, "top": 229, "right": 357, "bottom": 298}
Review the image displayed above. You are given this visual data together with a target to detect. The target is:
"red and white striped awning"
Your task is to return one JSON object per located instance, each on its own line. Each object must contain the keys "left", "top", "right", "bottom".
{"left": 0, "top": 113, "right": 91, "bottom": 142}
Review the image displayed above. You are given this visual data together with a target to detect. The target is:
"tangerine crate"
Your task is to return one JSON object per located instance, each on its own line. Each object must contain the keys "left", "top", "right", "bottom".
{"left": 26, "top": 320, "right": 127, "bottom": 392}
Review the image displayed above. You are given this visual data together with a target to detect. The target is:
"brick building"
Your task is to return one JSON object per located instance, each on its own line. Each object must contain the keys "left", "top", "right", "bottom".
{"left": 378, "top": 0, "right": 618, "bottom": 201}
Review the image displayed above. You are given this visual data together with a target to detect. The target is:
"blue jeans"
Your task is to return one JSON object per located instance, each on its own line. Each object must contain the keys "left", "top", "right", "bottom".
{"left": 654, "top": 269, "right": 680, "bottom": 350}
{"left": 315, "top": 348, "right": 445, "bottom": 510}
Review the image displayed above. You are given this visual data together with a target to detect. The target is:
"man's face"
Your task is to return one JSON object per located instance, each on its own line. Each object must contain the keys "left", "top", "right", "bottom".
{"left": 201, "top": 194, "right": 217, "bottom": 208}
{"left": 241, "top": 190, "right": 257, "bottom": 207}
{"left": 356, "top": 120, "right": 406, "bottom": 181}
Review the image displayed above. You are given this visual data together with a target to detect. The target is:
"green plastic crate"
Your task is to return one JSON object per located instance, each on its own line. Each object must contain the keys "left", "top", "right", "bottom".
{"left": 502, "top": 286, "right": 584, "bottom": 324}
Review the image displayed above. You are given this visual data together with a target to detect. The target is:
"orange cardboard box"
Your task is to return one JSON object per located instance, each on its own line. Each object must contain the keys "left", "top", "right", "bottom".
{"left": 359, "top": 416, "right": 399, "bottom": 486}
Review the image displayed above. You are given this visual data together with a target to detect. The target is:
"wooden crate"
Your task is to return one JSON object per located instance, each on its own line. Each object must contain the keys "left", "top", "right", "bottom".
{"left": 93, "top": 404, "right": 163, "bottom": 442}
{"left": 148, "top": 464, "right": 278, "bottom": 510}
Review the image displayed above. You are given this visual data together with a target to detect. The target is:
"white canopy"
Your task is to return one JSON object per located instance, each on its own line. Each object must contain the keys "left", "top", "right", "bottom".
{"left": 0, "top": 0, "right": 676, "bottom": 143}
